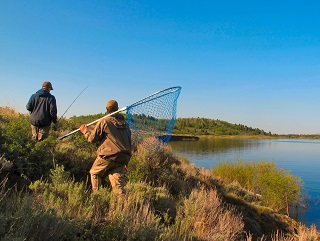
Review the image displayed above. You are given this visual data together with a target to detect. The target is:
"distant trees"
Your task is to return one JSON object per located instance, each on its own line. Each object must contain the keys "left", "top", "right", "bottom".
{"left": 173, "top": 117, "right": 272, "bottom": 136}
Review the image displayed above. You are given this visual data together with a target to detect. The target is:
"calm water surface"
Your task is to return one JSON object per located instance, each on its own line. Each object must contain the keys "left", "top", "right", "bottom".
{"left": 169, "top": 138, "right": 320, "bottom": 228}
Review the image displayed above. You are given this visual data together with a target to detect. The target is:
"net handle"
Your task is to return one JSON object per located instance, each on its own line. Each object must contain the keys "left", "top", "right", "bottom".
{"left": 59, "top": 86, "right": 181, "bottom": 140}
{"left": 59, "top": 107, "right": 127, "bottom": 140}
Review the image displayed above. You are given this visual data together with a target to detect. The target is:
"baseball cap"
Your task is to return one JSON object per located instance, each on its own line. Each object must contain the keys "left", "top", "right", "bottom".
{"left": 106, "top": 100, "right": 119, "bottom": 113}
{"left": 42, "top": 81, "right": 53, "bottom": 90}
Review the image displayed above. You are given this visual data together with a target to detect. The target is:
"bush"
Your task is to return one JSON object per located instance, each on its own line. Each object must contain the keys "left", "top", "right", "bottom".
{"left": 0, "top": 108, "right": 57, "bottom": 185}
{"left": 0, "top": 107, "right": 98, "bottom": 187}
{"left": 127, "top": 137, "right": 182, "bottom": 194}
{"left": 212, "top": 159, "right": 302, "bottom": 215}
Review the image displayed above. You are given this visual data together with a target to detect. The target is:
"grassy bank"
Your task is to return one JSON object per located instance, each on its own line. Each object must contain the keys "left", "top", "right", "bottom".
{"left": 0, "top": 106, "right": 319, "bottom": 240}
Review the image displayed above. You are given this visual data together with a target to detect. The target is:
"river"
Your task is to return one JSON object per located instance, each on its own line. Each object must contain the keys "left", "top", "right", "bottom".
{"left": 169, "top": 137, "right": 320, "bottom": 228}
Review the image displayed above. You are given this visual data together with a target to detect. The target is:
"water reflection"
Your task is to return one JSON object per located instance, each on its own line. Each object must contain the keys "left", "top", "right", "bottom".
{"left": 170, "top": 137, "right": 263, "bottom": 155}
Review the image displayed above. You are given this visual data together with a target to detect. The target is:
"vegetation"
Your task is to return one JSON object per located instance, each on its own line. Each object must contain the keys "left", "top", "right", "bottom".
{"left": 212, "top": 160, "right": 301, "bottom": 216}
{"left": 0, "top": 106, "right": 319, "bottom": 240}
{"left": 173, "top": 117, "right": 320, "bottom": 139}
{"left": 173, "top": 117, "right": 273, "bottom": 136}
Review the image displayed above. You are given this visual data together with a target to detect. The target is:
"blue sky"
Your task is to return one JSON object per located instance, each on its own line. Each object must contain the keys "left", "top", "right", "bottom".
{"left": 1, "top": 1, "right": 320, "bottom": 134}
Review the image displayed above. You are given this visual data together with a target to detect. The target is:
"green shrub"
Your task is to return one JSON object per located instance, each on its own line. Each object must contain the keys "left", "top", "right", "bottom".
{"left": 0, "top": 107, "right": 99, "bottom": 186}
{"left": 127, "top": 137, "right": 180, "bottom": 190}
{"left": 0, "top": 109, "right": 57, "bottom": 184}
{"left": 29, "top": 165, "right": 94, "bottom": 220}
{"left": 212, "top": 159, "right": 302, "bottom": 215}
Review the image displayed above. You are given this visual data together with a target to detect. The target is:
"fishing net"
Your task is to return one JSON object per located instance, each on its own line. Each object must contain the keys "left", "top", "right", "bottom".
{"left": 59, "top": 86, "right": 181, "bottom": 142}
{"left": 126, "top": 86, "right": 181, "bottom": 144}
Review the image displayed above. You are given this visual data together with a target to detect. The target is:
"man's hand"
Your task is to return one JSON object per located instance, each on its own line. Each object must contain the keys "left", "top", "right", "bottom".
{"left": 80, "top": 124, "right": 87, "bottom": 134}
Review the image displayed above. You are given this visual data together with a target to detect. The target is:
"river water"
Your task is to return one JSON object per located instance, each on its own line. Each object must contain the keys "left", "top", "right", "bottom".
{"left": 169, "top": 138, "right": 320, "bottom": 228}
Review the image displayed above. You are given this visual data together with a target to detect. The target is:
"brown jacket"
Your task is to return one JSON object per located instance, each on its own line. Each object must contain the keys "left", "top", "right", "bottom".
{"left": 84, "top": 113, "right": 131, "bottom": 158}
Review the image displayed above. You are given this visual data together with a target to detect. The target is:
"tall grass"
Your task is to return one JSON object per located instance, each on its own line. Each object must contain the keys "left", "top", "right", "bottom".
{"left": 246, "top": 225, "right": 319, "bottom": 241}
{"left": 163, "top": 187, "right": 245, "bottom": 240}
{"left": 212, "top": 159, "right": 302, "bottom": 215}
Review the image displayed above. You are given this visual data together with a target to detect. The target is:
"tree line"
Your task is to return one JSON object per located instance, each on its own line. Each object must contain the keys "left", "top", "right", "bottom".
{"left": 173, "top": 117, "right": 273, "bottom": 136}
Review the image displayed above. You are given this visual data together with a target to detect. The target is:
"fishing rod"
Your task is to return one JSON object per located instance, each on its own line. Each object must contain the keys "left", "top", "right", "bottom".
{"left": 59, "top": 85, "right": 88, "bottom": 121}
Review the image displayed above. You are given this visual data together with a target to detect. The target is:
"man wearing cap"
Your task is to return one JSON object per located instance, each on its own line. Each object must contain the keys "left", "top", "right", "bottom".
{"left": 80, "top": 100, "right": 131, "bottom": 195}
{"left": 26, "top": 81, "right": 58, "bottom": 141}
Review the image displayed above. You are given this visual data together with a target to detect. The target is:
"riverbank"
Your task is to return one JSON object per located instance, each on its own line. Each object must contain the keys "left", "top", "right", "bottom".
{"left": 198, "top": 134, "right": 277, "bottom": 139}
{"left": 171, "top": 134, "right": 277, "bottom": 141}
{"left": 170, "top": 137, "right": 320, "bottom": 229}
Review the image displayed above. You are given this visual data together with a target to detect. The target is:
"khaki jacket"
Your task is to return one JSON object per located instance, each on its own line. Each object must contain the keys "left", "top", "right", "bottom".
{"left": 84, "top": 113, "right": 131, "bottom": 158}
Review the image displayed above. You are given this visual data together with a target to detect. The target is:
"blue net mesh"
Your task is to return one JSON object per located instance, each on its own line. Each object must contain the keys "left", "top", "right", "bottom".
{"left": 126, "top": 86, "right": 181, "bottom": 144}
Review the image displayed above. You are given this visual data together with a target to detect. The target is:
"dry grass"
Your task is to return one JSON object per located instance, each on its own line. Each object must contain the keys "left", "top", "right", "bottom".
{"left": 295, "top": 224, "right": 319, "bottom": 241}
{"left": 245, "top": 225, "right": 320, "bottom": 241}
{"left": 103, "top": 192, "right": 162, "bottom": 241}
{"left": 164, "top": 187, "right": 244, "bottom": 241}
{"left": 0, "top": 106, "right": 19, "bottom": 117}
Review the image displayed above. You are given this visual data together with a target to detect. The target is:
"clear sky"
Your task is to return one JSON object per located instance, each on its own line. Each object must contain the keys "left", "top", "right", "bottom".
{"left": 1, "top": 1, "right": 320, "bottom": 134}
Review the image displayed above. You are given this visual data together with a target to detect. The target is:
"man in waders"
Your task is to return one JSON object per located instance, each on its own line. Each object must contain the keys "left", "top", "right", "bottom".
{"left": 80, "top": 100, "right": 132, "bottom": 195}
{"left": 26, "top": 81, "right": 58, "bottom": 141}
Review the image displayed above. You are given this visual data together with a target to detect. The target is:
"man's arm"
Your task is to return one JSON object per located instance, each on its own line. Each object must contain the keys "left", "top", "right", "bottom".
{"left": 80, "top": 121, "right": 104, "bottom": 143}
{"left": 50, "top": 96, "right": 58, "bottom": 124}
{"left": 26, "top": 95, "right": 35, "bottom": 112}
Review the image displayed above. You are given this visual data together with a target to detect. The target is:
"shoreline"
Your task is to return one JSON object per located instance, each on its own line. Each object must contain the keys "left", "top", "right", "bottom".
{"left": 171, "top": 134, "right": 320, "bottom": 141}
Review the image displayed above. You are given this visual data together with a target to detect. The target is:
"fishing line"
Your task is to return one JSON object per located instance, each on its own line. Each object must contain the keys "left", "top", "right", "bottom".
{"left": 59, "top": 85, "right": 88, "bottom": 120}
